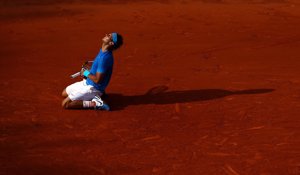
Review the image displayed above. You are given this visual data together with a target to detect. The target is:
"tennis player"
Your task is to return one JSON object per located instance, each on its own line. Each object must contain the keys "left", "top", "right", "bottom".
{"left": 62, "top": 33, "right": 123, "bottom": 110}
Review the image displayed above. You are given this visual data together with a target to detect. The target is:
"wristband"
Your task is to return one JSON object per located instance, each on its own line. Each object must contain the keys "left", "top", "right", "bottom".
{"left": 83, "top": 70, "right": 90, "bottom": 77}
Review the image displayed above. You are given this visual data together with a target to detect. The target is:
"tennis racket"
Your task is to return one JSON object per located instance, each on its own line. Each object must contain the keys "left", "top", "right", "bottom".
{"left": 70, "top": 61, "right": 93, "bottom": 78}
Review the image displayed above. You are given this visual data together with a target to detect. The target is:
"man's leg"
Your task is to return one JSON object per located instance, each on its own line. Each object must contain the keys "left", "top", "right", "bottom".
{"left": 62, "top": 88, "right": 85, "bottom": 109}
{"left": 62, "top": 89, "right": 68, "bottom": 98}
{"left": 61, "top": 81, "right": 109, "bottom": 110}
{"left": 62, "top": 97, "right": 96, "bottom": 109}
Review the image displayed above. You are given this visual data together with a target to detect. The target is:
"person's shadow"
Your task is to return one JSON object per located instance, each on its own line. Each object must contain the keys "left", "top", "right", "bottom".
{"left": 104, "top": 86, "right": 274, "bottom": 111}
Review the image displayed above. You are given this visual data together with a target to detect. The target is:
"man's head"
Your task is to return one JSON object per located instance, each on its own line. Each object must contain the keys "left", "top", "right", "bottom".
{"left": 102, "top": 33, "right": 123, "bottom": 51}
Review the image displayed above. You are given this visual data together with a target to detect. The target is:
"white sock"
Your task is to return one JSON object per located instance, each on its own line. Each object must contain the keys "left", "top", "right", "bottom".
{"left": 83, "top": 101, "right": 92, "bottom": 108}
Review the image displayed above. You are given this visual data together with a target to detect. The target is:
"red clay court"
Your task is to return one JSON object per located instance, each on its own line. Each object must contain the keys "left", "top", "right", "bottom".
{"left": 0, "top": 0, "right": 300, "bottom": 174}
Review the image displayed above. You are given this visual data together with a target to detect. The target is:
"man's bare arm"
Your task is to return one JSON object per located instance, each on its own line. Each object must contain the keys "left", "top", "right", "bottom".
{"left": 86, "top": 72, "right": 105, "bottom": 84}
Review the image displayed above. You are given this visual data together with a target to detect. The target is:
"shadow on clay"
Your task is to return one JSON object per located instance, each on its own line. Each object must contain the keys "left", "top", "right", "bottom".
{"left": 105, "top": 85, "right": 274, "bottom": 111}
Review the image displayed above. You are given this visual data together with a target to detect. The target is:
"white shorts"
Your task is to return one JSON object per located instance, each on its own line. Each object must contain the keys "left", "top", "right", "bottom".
{"left": 66, "top": 80, "right": 102, "bottom": 101}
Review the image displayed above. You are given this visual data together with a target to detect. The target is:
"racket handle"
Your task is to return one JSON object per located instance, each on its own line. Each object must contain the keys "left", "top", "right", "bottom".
{"left": 70, "top": 72, "right": 81, "bottom": 78}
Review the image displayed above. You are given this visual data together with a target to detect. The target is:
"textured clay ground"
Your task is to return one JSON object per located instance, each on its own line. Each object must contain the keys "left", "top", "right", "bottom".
{"left": 1, "top": 0, "right": 300, "bottom": 174}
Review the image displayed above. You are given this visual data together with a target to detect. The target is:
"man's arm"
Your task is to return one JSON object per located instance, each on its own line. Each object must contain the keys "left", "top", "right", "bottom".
{"left": 86, "top": 72, "right": 105, "bottom": 84}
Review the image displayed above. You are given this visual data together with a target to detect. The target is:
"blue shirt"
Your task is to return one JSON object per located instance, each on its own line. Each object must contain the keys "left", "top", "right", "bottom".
{"left": 86, "top": 49, "right": 114, "bottom": 93}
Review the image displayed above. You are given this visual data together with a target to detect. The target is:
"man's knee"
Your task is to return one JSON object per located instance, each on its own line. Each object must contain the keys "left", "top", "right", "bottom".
{"left": 62, "top": 89, "right": 68, "bottom": 97}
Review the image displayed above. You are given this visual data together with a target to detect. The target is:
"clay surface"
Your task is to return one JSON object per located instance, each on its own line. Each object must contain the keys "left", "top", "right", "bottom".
{"left": 1, "top": 0, "right": 300, "bottom": 174}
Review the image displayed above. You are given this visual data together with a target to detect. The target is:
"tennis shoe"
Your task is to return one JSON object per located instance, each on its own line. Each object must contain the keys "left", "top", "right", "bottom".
{"left": 92, "top": 95, "right": 110, "bottom": 111}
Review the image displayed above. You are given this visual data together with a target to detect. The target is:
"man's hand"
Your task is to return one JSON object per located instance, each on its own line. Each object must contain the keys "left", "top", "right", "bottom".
{"left": 80, "top": 68, "right": 85, "bottom": 76}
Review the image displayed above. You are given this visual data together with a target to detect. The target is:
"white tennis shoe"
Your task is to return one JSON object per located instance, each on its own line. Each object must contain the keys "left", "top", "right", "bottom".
{"left": 92, "top": 95, "right": 110, "bottom": 111}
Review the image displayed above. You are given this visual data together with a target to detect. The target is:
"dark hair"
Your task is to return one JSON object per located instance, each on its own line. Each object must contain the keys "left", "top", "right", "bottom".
{"left": 113, "top": 33, "right": 123, "bottom": 50}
